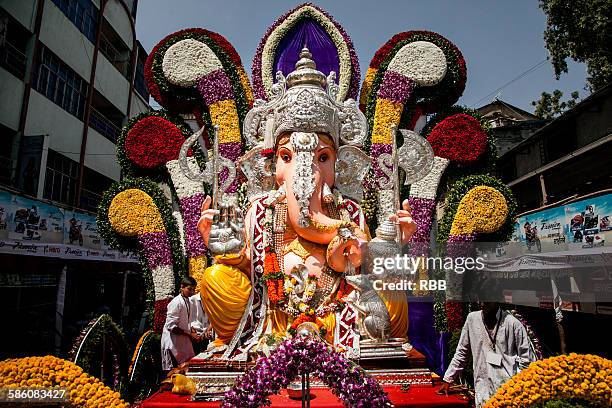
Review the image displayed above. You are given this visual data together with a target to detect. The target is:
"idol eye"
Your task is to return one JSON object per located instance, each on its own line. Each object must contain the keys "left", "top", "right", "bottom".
{"left": 318, "top": 153, "right": 329, "bottom": 163}
{"left": 281, "top": 153, "right": 291, "bottom": 163}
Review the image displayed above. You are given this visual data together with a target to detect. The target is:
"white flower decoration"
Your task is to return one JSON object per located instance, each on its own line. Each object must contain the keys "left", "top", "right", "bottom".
{"left": 162, "top": 39, "right": 223, "bottom": 87}
{"left": 166, "top": 158, "right": 206, "bottom": 199}
{"left": 388, "top": 41, "right": 447, "bottom": 87}
{"left": 377, "top": 189, "right": 396, "bottom": 225}
{"left": 409, "top": 156, "right": 449, "bottom": 199}
{"left": 151, "top": 265, "right": 175, "bottom": 300}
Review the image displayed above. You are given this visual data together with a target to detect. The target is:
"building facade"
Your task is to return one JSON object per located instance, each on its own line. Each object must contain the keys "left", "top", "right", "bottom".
{"left": 495, "top": 84, "right": 612, "bottom": 213}
{"left": 0, "top": 0, "right": 149, "bottom": 357}
{"left": 1, "top": 0, "right": 150, "bottom": 212}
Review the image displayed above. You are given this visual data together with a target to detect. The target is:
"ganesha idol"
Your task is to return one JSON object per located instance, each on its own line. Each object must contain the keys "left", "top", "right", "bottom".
{"left": 189, "top": 49, "right": 417, "bottom": 360}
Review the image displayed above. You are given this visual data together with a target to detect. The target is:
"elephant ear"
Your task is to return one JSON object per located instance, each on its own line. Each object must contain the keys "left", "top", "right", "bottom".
{"left": 251, "top": 3, "right": 360, "bottom": 102}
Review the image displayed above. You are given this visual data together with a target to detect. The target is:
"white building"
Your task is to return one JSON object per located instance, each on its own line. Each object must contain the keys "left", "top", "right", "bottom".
{"left": 0, "top": 0, "right": 150, "bottom": 212}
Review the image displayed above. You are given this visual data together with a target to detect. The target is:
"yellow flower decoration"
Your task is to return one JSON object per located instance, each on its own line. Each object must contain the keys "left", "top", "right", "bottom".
{"left": 371, "top": 98, "right": 403, "bottom": 144}
{"left": 485, "top": 353, "right": 612, "bottom": 407}
{"left": 450, "top": 186, "right": 508, "bottom": 236}
{"left": 209, "top": 99, "right": 241, "bottom": 144}
{"left": 359, "top": 67, "right": 378, "bottom": 107}
{"left": 189, "top": 255, "right": 208, "bottom": 295}
{"left": 108, "top": 189, "right": 165, "bottom": 236}
{"left": 237, "top": 67, "right": 254, "bottom": 106}
{"left": 0, "top": 356, "right": 128, "bottom": 408}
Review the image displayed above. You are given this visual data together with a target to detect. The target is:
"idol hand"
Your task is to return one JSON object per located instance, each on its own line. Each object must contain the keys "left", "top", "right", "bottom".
{"left": 207, "top": 203, "right": 245, "bottom": 256}
{"left": 389, "top": 199, "right": 417, "bottom": 244}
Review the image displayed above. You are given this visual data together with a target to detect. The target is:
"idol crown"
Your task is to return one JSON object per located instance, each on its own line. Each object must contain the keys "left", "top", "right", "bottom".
{"left": 243, "top": 47, "right": 367, "bottom": 149}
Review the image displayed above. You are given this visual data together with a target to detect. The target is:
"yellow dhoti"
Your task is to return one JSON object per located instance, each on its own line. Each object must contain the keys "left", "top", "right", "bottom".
{"left": 378, "top": 290, "right": 409, "bottom": 339}
{"left": 199, "top": 264, "right": 252, "bottom": 344}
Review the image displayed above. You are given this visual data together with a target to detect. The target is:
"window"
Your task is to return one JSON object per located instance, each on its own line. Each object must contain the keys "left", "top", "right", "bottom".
{"left": 34, "top": 46, "right": 88, "bottom": 120}
{"left": 134, "top": 59, "right": 148, "bottom": 100}
{"left": 50, "top": 0, "right": 98, "bottom": 43}
{"left": 43, "top": 149, "right": 79, "bottom": 206}
{"left": 80, "top": 166, "right": 113, "bottom": 212}
{"left": 0, "top": 11, "right": 31, "bottom": 79}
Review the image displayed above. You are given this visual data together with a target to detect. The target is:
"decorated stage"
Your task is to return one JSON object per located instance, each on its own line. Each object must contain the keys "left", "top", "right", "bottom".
{"left": 140, "top": 385, "right": 469, "bottom": 407}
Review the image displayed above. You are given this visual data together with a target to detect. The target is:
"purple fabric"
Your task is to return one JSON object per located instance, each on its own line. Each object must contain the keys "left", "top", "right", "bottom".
{"left": 408, "top": 298, "right": 450, "bottom": 375}
{"left": 138, "top": 232, "right": 173, "bottom": 269}
{"left": 197, "top": 69, "right": 234, "bottom": 106}
{"left": 273, "top": 18, "right": 340, "bottom": 83}
{"left": 219, "top": 142, "right": 242, "bottom": 194}
{"left": 179, "top": 193, "right": 207, "bottom": 257}
{"left": 378, "top": 71, "right": 414, "bottom": 103}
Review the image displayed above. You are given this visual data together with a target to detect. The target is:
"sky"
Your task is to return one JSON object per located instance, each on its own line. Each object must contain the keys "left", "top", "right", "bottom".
{"left": 135, "top": 0, "right": 588, "bottom": 113}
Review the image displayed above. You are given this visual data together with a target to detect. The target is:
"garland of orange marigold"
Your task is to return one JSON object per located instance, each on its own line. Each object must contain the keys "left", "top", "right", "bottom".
{"left": 0, "top": 356, "right": 128, "bottom": 407}
{"left": 263, "top": 249, "right": 285, "bottom": 305}
{"left": 484, "top": 353, "right": 612, "bottom": 407}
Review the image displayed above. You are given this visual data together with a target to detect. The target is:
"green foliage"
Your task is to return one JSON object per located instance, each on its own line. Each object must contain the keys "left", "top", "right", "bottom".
{"left": 539, "top": 0, "right": 612, "bottom": 91}
{"left": 437, "top": 174, "right": 518, "bottom": 244}
{"left": 532, "top": 399, "right": 601, "bottom": 408}
{"left": 69, "top": 314, "right": 129, "bottom": 397}
{"left": 127, "top": 332, "right": 162, "bottom": 402}
{"left": 531, "top": 90, "right": 580, "bottom": 119}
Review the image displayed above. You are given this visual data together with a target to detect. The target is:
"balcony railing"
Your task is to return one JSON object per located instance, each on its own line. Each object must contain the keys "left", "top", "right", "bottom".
{"left": 89, "top": 107, "right": 121, "bottom": 143}
{"left": 0, "top": 42, "right": 27, "bottom": 80}
{"left": 99, "top": 33, "right": 130, "bottom": 78}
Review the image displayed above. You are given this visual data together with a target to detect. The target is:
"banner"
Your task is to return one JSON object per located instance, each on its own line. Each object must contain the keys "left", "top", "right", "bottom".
{"left": 0, "top": 190, "right": 137, "bottom": 262}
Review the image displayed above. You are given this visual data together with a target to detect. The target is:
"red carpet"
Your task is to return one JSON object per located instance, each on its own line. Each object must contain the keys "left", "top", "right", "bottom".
{"left": 140, "top": 385, "right": 469, "bottom": 407}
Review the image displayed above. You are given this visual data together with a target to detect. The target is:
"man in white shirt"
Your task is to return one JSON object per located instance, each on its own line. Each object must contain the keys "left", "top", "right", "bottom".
{"left": 440, "top": 283, "right": 535, "bottom": 407}
{"left": 189, "top": 292, "right": 213, "bottom": 354}
{"left": 160, "top": 277, "right": 203, "bottom": 371}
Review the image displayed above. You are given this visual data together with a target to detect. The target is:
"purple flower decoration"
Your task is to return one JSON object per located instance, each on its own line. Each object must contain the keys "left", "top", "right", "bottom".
{"left": 179, "top": 193, "right": 207, "bottom": 257}
{"left": 219, "top": 142, "right": 243, "bottom": 194}
{"left": 407, "top": 196, "right": 436, "bottom": 256}
{"left": 222, "top": 336, "right": 391, "bottom": 408}
{"left": 377, "top": 71, "right": 414, "bottom": 103}
{"left": 138, "top": 231, "right": 173, "bottom": 268}
{"left": 369, "top": 143, "right": 392, "bottom": 187}
{"left": 198, "top": 69, "right": 235, "bottom": 106}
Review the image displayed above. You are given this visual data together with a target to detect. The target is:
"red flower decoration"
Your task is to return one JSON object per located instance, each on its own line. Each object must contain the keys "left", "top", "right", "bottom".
{"left": 427, "top": 113, "right": 487, "bottom": 165}
{"left": 125, "top": 116, "right": 187, "bottom": 169}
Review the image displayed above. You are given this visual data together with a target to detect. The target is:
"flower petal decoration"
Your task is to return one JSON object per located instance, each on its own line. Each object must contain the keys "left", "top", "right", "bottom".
{"left": 252, "top": 3, "right": 360, "bottom": 102}
{"left": 387, "top": 41, "right": 447, "bottom": 86}
{"left": 485, "top": 353, "right": 612, "bottom": 407}
{"left": 449, "top": 185, "right": 508, "bottom": 236}
{"left": 222, "top": 336, "right": 391, "bottom": 408}
{"left": 117, "top": 110, "right": 199, "bottom": 179}
{"left": 145, "top": 28, "right": 252, "bottom": 119}
{"left": 427, "top": 113, "right": 488, "bottom": 165}
{"left": 0, "top": 356, "right": 129, "bottom": 407}
{"left": 437, "top": 174, "right": 517, "bottom": 244}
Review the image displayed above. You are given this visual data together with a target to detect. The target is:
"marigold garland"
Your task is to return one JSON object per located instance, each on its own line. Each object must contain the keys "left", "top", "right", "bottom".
{"left": 484, "top": 354, "right": 612, "bottom": 408}
{"left": 0, "top": 356, "right": 129, "bottom": 407}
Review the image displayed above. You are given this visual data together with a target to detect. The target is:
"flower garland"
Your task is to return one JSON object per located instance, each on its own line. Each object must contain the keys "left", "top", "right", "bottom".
{"left": 222, "top": 335, "right": 391, "bottom": 408}
{"left": 262, "top": 194, "right": 286, "bottom": 306}
{"left": 509, "top": 310, "right": 544, "bottom": 361}
{"left": 161, "top": 38, "right": 223, "bottom": 87}
{"left": 282, "top": 272, "right": 318, "bottom": 316}
{"left": 449, "top": 185, "right": 509, "bottom": 236}
{"left": 437, "top": 175, "right": 517, "bottom": 244}
{"left": 145, "top": 28, "right": 251, "bottom": 121}
{"left": 362, "top": 31, "right": 466, "bottom": 136}
{"left": 427, "top": 113, "right": 488, "bottom": 166}
{"left": 484, "top": 354, "right": 612, "bottom": 407}
{"left": 68, "top": 314, "right": 128, "bottom": 394}
{"left": 128, "top": 330, "right": 152, "bottom": 379}
{"left": 98, "top": 178, "right": 187, "bottom": 332}
{"left": 126, "top": 331, "right": 161, "bottom": 401}
{"left": 252, "top": 3, "right": 360, "bottom": 101}
{"left": 117, "top": 110, "right": 199, "bottom": 179}
{"left": 0, "top": 356, "right": 129, "bottom": 407}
